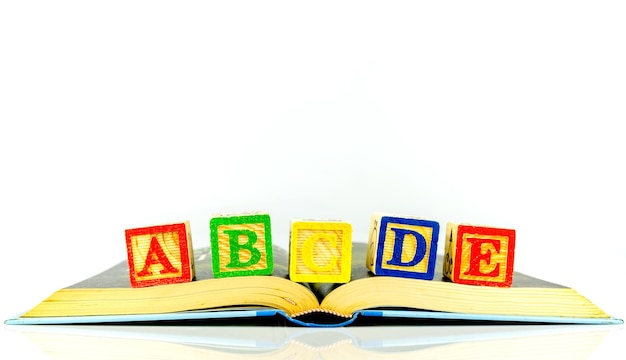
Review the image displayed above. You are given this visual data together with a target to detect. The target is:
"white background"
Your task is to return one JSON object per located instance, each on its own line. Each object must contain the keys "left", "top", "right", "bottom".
{"left": 1, "top": 1, "right": 624, "bottom": 357}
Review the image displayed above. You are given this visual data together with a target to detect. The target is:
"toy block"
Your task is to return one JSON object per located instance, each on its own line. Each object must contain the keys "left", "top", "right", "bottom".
{"left": 366, "top": 213, "right": 440, "bottom": 280}
{"left": 125, "top": 221, "right": 195, "bottom": 288}
{"left": 443, "top": 223, "right": 516, "bottom": 287}
{"left": 289, "top": 219, "right": 352, "bottom": 283}
{"left": 209, "top": 213, "right": 273, "bottom": 278}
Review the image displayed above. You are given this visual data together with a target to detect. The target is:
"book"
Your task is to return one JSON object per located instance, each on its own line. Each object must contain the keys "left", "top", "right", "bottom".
{"left": 4, "top": 243, "right": 622, "bottom": 327}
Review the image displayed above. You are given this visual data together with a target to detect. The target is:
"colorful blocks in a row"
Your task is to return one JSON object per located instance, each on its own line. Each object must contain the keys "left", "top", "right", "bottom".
{"left": 124, "top": 215, "right": 353, "bottom": 287}
{"left": 125, "top": 214, "right": 515, "bottom": 289}
{"left": 367, "top": 214, "right": 515, "bottom": 287}
{"left": 125, "top": 215, "right": 275, "bottom": 288}
{"left": 210, "top": 215, "right": 354, "bottom": 282}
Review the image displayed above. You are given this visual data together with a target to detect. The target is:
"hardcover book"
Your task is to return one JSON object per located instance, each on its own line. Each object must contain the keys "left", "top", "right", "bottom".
{"left": 5, "top": 243, "right": 622, "bottom": 327}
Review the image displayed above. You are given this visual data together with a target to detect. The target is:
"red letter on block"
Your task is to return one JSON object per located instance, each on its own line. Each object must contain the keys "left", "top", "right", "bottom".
{"left": 443, "top": 223, "right": 515, "bottom": 287}
{"left": 464, "top": 238, "right": 501, "bottom": 278}
{"left": 136, "top": 236, "right": 179, "bottom": 276}
{"left": 125, "top": 222, "right": 195, "bottom": 288}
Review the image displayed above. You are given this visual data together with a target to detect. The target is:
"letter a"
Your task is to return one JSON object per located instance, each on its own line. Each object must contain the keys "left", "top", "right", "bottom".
{"left": 137, "top": 236, "right": 179, "bottom": 276}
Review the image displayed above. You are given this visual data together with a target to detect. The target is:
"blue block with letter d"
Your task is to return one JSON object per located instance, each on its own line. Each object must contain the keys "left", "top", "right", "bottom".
{"left": 366, "top": 213, "right": 439, "bottom": 280}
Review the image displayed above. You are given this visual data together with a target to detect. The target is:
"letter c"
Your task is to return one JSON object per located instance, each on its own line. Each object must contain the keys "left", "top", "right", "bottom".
{"left": 302, "top": 233, "right": 338, "bottom": 272}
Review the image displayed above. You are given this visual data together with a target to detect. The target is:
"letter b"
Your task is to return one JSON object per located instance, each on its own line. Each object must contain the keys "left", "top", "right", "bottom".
{"left": 210, "top": 214, "right": 273, "bottom": 278}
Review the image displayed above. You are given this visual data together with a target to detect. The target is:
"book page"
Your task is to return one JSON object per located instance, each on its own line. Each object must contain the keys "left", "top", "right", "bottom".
{"left": 314, "top": 244, "right": 607, "bottom": 319}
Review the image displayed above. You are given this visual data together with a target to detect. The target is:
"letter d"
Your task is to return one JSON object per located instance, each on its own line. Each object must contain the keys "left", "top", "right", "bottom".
{"left": 386, "top": 227, "right": 427, "bottom": 267}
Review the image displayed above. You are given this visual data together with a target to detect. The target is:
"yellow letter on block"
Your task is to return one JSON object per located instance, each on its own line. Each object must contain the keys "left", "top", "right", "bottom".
{"left": 289, "top": 219, "right": 352, "bottom": 283}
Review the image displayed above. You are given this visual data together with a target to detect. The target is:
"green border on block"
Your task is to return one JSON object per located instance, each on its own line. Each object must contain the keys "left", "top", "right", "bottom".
{"left": 209, "top": 214, "right": 273, "bottom": 278}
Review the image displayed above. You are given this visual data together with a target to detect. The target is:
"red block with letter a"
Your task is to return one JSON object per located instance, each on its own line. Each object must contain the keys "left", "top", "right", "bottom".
{"left": 125, "top": 221, "right": 195, "bottom": 288}
{"left": 443, "top": 223, "right": 515, "bottom": 287}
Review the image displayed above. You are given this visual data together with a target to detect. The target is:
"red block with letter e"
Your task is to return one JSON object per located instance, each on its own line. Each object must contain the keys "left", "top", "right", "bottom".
{"left": 443, "top": 223, "right": 515, "bottom": 287}
{"left": 125, "top": 221, "right": 195, "bottom": 288}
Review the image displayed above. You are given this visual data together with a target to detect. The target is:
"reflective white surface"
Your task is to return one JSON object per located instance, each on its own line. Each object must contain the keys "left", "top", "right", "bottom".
{"left": 2, "top": 323, "right": 624, "bottom": 359}
{"left": 2, "top": 2, "right": 625, "bottom": 359}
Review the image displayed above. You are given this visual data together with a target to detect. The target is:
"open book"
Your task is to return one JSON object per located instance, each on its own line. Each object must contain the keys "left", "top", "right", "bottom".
{"left": 5, "top": 243, "right": 622, "bottom": 327}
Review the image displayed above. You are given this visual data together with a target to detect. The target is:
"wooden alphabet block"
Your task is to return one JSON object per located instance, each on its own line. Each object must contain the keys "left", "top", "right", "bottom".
{"left": 125, "top": 221, "right": 195, "bottom": 288}
{"left": 443, "top": 223, "right": 516, "bottom": 287}
{"left": 366, "top": 213, "right": 440, "bottom": 280}
{"left": 209, "top": 213, "right": 273, "bottom": 278}
{"left": 289, "top": 219, "right": 352, "bottom": 283}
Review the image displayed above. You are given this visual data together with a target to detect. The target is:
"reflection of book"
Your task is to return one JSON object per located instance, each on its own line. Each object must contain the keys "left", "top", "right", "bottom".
{"left": 11, "top": 323, "right": 618, "bottom": 360}
{"left": 4, "top": 244, "right": 622, "bottom": 327}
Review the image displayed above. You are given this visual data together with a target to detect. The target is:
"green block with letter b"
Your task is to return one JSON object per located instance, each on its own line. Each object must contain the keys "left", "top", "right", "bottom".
{"left": 209, "top": 213, "right": 273, "bottom": 278}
